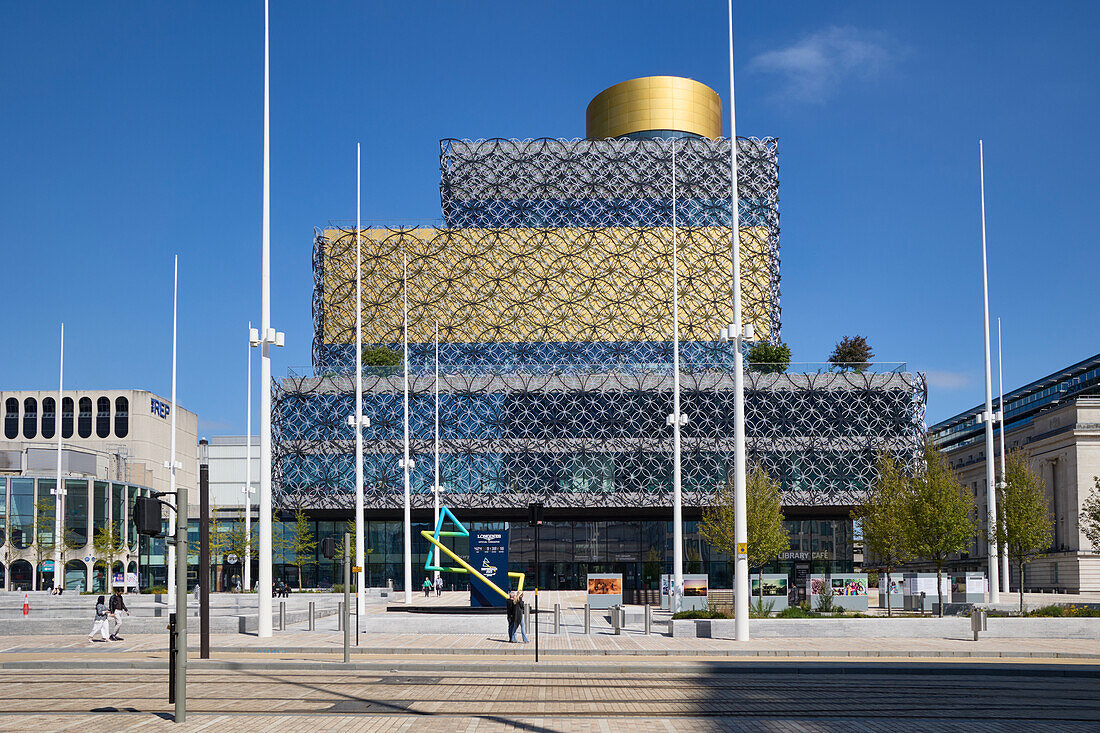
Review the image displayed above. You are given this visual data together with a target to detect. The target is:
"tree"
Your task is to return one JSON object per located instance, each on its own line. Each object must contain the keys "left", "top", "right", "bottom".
{"left": 362, "top": 346, "right": 402, "bottom": 367}
{"left": 747, "top": 342, "right": 792, "bottom": 374}
{"left": 286, "top": 509, "right": 317, "bottom": 589}
{"left": 92, "top": 523, "right": 123, "bottom": 593}
{"left": 853, "top": 450, "right": 913, "bottom": 616}
{"left": 221, "top": 510, "right": 257, "bottom": 578}
{"left": 829, "top": 335, "right": 874, "bottom": 372}
{"left": 334, "top": 519, "right": 374, "bottom": 587}
{"left": 906, "top": 441, "right": 976, "bottom": 616}
{"left": 993, "top": 450, "right": 1053, "bottom": 613}
{"left": 700, "top": 465, "right": 790, "bottom": 611}
{"left": 1081, "top": 476, "right": 1100, "bottom": 552}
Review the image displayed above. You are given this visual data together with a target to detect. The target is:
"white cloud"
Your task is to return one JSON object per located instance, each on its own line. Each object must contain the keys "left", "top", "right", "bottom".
{"left": 747, "top": 26, "right": 892, "bottom": 103}
{"left": 925, "top": 370, "right": 972, "bottom": 389}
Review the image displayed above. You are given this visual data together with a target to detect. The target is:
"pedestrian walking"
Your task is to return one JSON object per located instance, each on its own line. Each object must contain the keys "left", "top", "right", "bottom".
{"left": 506, "top": 590, "right": 518, "bottom": 642}
{"left": 107, "top": 588, "right": 130, "bottom": 641}
{"left": 88, "top": 596, "right": 110, "bottom": 643}
{"left": 516, "top": 591, "right": 530, "bottom": 643}
{"left": 434, "top": 575, "right": 443, "bottom": 597}
{"left": 422, "top": 576, "right": 432, "bottom": 597}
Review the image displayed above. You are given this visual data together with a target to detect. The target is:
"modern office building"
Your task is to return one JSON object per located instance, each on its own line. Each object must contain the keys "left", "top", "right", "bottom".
{"left": 272, "top": 76, "right": 926, "bottom": 593}
{"left": 0, "top": 389, "right": 198, "bottom": 590}
{"left": 930, "top": 353, "right": 1100, "bottom": 592}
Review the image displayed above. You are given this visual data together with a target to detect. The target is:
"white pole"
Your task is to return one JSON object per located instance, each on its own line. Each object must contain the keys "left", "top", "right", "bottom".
{"left": 671, "top": 141, "right": 683, "bottom": 614}
{"left": 354, "top": 143, "right": 366, "bottom": 615}
{"left": 433, "top": 321, "right": 440, "bottom": 582}
{"left": 728, "top": 0, "right": 750, "bottom": 640}
{"left": 979, "top": 140, "right": 1001, "bottom": 604}
{"left": 53, "top": 324, "right": 64, "bottom": 591}
{"left": 402, "top": 253, "right": 413, "bottom": 604}
{"left": 167, "top": 256, "right": 179, "bottom": 601}
{"left": 244, "top": 321, "right": 254, "bottom": 592}
{"left": 997, "top": 317, "right": 1010, "bottom": 591}
{"left": 257, "top": 0, "right": 274, "bottom": 637}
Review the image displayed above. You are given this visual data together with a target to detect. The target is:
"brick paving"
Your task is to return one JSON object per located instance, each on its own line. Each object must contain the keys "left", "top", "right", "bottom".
{"left": 0, "top": 667, "right": 1097, "bottom": 731}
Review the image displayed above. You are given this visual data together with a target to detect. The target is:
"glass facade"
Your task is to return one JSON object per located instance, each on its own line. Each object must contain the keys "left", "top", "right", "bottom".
{"left": 0, "top": 477, "right": 151, "bottom": 591}
{"left": 194, "top": 513, "right": 854, "bottom": 592}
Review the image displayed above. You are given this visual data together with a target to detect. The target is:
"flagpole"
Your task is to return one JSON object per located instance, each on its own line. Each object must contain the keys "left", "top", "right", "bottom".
{"left": 402, "top": 253, "right": 413, "bottom": 604}
{"left": 979, "top": 139, "right": 1001, "bottom": 604}
{"left": 997, "top": 317, "right": 1009, "bottom": 591}
{"left": 670, "top": 140, "right": 684, "bottom": 614}
{"left": 354, "top": 143, "right": 367, "bottom": 615}
{"left": 52, "top": 324, "right": 65, "bottom": 591}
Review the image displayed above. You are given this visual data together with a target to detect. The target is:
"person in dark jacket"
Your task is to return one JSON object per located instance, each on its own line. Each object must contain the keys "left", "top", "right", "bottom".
{"left": 88, "top": 596, "right": 110, "bottom": 642}
{"left": 506, "top": 591, "right": 518, "bottom": 642}
{"left": 108, "top": 588, "right": 129, "bottom": 641}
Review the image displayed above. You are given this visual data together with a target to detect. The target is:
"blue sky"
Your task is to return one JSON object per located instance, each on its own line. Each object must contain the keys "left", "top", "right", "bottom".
{"left": 1, "top": 1, "right": 1096, "bottom": 435}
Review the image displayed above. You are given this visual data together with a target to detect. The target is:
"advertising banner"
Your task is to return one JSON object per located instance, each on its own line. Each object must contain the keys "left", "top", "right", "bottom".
{"left": 111, "top": 573, "right": 139, "bottom": 588}
{"left": 470, "top": 529, "right": 509, "bottom": 608}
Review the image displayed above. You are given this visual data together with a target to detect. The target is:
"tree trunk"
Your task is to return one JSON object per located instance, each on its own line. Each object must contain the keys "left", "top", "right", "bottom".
{"left": 297, "top": 563, "right": 303, "bottom": 590}
{"left": 1018, "top": 560, "right": 1025, "bottom": 615}
{"left": 936, "top": 565, "right": 943, "bottom": 617}
{"left": 885, "top": 567, "right": 892, "bottom": 618}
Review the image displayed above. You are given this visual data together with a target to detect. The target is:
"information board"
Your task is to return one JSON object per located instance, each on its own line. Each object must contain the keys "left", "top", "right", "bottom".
{"left": 470, "top": 529, "right": 509, "bottom": 608}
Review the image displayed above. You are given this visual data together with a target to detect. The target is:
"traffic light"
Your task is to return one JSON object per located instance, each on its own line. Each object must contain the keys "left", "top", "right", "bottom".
{"left": 528, "top": 501, "right": 544, "bottom": 527}
{"left": 321, "top": 536, "right": 337, "bottom": 559}
{"left": 133, "top": 496, "right": 163, "bottom": 537}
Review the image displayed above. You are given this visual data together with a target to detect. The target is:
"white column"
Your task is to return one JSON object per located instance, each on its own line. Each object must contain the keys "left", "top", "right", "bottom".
{"left": 354, "top": 143, "right": 366, "bottom": 614}
{"left": 53, "top": 324, "right": 65, "bottom": 589}
{"left": 979, "top": 140, "right": 1000, "bottom": 604}
{"left": 402, "top": 253, "right": 413, "bottom": 604}
{"left": 670, "top": 140, "right": 684, "bottom": 614}
{"left": 257, "top": 0, "right": 274, "bottom": 637}
{"left": 997, "top": 317, "right": 1010, "bottom": 590}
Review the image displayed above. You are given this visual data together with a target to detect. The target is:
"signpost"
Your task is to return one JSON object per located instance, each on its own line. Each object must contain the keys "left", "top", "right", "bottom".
{"left": 470, "top": 531, "right": 509, "bottom": 608}
{"left": 529, "top": 501, "right": 543, "bottom": 663}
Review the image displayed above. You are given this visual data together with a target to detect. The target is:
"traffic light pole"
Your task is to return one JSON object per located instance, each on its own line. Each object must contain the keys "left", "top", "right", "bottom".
{"left": 174, "top": 486, "right": 188, "bottom": 721}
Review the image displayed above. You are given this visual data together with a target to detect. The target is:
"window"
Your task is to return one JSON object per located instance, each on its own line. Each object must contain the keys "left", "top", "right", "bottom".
{"left": 22, "top": 398, "right": 37, "bottom": 439}
{"left": 61, "top": 397, "right": 74, "bottom": 439}
{"left": 78, "top": 397, "right": 92, "bottom": 438}
{"left": 95, "top": 397, "right": 110, "bottom": 439}
{"left": 41, "top": 397, "right": 56, "bottom": 439}
{"left": 114, "top": 397, "right": 129, "bottom": 438}
{"left": 64, "top": 479, "right": 89, "bottom": 547}
{"left": 4, "top": 398, "right": 18, "bottom": 439}
{"left": 9, "top": 478, "right": 33, "bottom": 549}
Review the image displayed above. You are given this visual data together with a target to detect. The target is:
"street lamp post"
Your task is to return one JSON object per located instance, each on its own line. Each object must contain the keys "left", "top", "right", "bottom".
{"left": 256, "top": 0, "right": 285, "bottom": 637}
{"left": 347, "top": 143, "right": 370, "bottom": 616}
{"left": 199, "top": 439, "right": 210, "bottom": 659}
{"left": 725, "top": 0, "right": 750, "bottom": 641}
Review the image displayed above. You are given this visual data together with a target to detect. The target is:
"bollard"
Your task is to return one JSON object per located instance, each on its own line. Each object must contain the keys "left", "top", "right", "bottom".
{"left": 920, "top": 591, "right": 926, "bottom": 617}
{"left": 644, "top": 604, "right": 651, "bottom": 635}
{"left": 553, "top": 603, "right": 561, "bottom": 635}
{"left": 308, "top": 601, "right": 315, "bottom": 631}
{"left": 584, "top": 603, "right": 590, "bottom": 635}
{"left": 279, "top": 602, "right": 286, "bottom": 631}
{"left": 337, "top": 601, "right": 343, "bottom": 631}
{"left": 612, "top": 604, "right": 621, "bottom": 635}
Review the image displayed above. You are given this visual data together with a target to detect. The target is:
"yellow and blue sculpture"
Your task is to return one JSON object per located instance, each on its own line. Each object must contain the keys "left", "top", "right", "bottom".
{"left": 420, "top": 506, "right": 524, "bottom": 599}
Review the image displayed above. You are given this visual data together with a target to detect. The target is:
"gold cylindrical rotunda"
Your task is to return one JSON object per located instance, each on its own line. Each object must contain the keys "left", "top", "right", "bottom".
{"left": 585, "top": 76, "right": 723, "bottom": 140}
